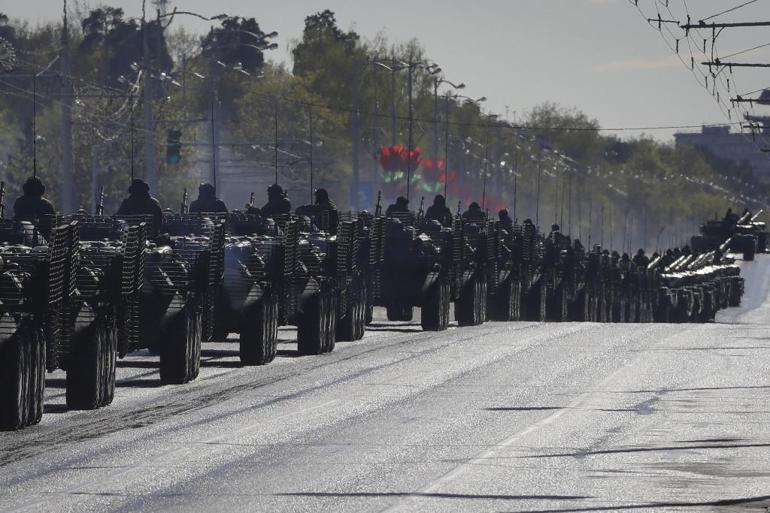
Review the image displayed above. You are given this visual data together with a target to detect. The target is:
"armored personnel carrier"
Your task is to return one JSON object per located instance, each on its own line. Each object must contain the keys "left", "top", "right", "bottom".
{"left": 63, "top": 214, "right": 146, "bottom": 409}
{"left": 0, "top": 219, "right": 77, "bottom": 429}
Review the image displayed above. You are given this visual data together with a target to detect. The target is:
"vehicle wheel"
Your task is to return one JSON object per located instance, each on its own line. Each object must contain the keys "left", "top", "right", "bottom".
{"left": 490, "top": 277, "right": 515, "bottom": 322}
{"left": 456, "top": 275, "right": 486, "bottom": 327}
{"left": 101, "top": 315, "right": 118, "bottom": 407}
{"left": 548, "top": 285, "right": 568, "bottom": 322}
{"left": 66, "top": 312, "right": 116, "bottom": 410}
{"left": 576, "top": 289, "right": 589, "bottom": 322}
{"left": 28, "top": 322, "right": 46, "bottom": 424}
{"left": 325, "top": 294, "right": 338, "bottom": 353}
{"left": 337, "top": 283, "right": 366, "bottom": 342}
{"left": 422, "top": 279, "right": 450, "bottom": 331}
{"left": 512, "top": 279, "right": 522, "bottom": 320}
{"left": 0, "top": 320, "right": 39, "bottom": 430}
{"left": 159, "top": 301, "right": 202, "bottom": 385}
{"left": 240, "top": 296, "right": 278, "bottom": 366}
{"left": 298, "top": 293, "right": 330, "bottom": 356}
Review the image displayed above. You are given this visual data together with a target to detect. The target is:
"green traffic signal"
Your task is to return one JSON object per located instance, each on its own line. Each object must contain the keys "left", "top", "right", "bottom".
{"left": 167, "top": 128, "right": 182, "bottom": 165}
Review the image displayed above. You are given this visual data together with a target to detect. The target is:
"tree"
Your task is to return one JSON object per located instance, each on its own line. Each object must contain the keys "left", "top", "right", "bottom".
{"left": 202, "top": 16, "right": 277, "bottom": 74}
{"left": 79, "top": 7, "right": 172, "bottom": 87}
{"left": 292, "top": 10, "right": 366, "bottom": 107}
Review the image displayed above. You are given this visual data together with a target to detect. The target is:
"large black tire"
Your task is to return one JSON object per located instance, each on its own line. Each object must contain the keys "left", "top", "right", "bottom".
{"left": 298, "top": 292, "right": 336, "bottom": 356}
{"left": 570, "top": 288, "right": 589, "bottom": 322}
{"left": 29, "top": 322, "right": 46, "bottom": 425}
{"left": 386, "top": 303, "right": 414, "bottom": 322}
{"left": 324, "top": 294, "right": 338, "bottom": 354}
{"left": 422, "top": 279, "right": 451, "bottom": 331}
{"left": 523, "top": 281, "right": 547, "bottom": 322}
{"left": 159, "top": 302, "right": 202, "bottom": 385}
{"left": 337, "top": 283, "right": 367, "bottom": 342}
{"left": 0, "top": 320, "right": 43, "bottom": 431}
{"left": 240, "top": 296, "right": 278, "bottom": 366}
{"left": 66, "top": 312, "right": 117, "bottom": 410}
{"left": 490, "top": 277, "right": 517, "bottom": 322}
{"left": 456, "top": 275, "right": 487, "bottom": 327}
{"left": 547, "top": 285, "right": 568, "bottom": 322}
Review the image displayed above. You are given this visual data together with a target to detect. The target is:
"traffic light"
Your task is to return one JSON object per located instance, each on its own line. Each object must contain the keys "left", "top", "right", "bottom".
{"left": 166, "top": 128, "right": 182, "bottom": 165}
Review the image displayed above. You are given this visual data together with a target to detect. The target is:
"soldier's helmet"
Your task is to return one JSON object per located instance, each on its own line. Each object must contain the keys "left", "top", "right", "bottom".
{"left": 128, "top": 178, "right": 150, "bottom": 195}
{"left": 267, "top": 183, "right": 284, "bottom": 199}
{"left": 199, "top": 183, "right": 216, "bottom": 197}
{"left": 315, "top": 188, "right": 329, "bottom": 203}
{"left": 551, "top": 224, "right": 560, "bottom": 232}
{"left": 22, "top": 176, "right": 45, "bottom": 197}
{"left": 396, "top": 196, "right": 408, "bottom": 208}
{"left": 433, "top": 194, "right": 446, "bottom": 207}
{"left": 468, "top": 202, "right": 481, "bottom": 211}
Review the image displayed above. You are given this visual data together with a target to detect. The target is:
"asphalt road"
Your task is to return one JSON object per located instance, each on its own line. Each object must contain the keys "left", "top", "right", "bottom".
{"left": 2, "top": 258, "right": 770, "bottom": 513}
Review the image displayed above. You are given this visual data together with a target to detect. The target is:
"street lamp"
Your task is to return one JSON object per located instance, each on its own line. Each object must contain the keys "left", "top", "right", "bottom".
{"left": 443, "top": 95, "right": 485, "bottom": 202}
{"left": 373, "top": 60, "right": 406, "bottom": 146}
{"left": 432, "top": 77, "right": 463, "bottom": 160}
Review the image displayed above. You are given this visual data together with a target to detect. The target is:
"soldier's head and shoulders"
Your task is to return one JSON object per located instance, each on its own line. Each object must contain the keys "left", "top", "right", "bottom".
{"left": 462, "top": 202, "right": 485, "bottom": 221}
{"left": 119, "top": 179, "right": 161, "bottom": 210}
{"left": 13, "top": 177, "right": 56, "bottom": 221}
{"left": 262, "top": 184, "right": 292, "bottom": 217}
{"left": 314, "top": 188, "right": 336, "bottom": 209}
{"left": 189, "top": 183, "right": 227, "bottom": 213}
{"left": 498, "top": 208, "right": 513, "bottom": 228}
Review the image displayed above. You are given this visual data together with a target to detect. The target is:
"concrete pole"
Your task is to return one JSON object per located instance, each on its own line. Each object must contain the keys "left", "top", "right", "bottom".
{"left": 60, "top": 0, "right": 76, "bottom": 212}
{"left": 142, "top": 2, "right": 158, "bottom": 192}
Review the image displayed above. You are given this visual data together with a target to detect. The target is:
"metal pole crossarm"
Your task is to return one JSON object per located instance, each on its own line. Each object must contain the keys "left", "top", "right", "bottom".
{"left": 682, "top": 21, "right": 770, "bottom": 30}
{"left": 703, "top": 61, "right": 770, "bottom": 68}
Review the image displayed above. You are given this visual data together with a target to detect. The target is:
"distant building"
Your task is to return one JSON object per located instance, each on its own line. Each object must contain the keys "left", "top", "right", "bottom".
{"left": 674, "top": 125, "right": 770, "bottom": 176}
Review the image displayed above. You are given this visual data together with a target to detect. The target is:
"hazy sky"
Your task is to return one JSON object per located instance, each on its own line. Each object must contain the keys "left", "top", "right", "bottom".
{"left": 7, "top": 0, "right": 770, "bottom": 140}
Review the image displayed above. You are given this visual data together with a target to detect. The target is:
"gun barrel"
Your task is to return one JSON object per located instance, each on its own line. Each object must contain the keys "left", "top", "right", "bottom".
{"left": 751, "top": 209, "right": 764, "bottom": 222}
{"left": 646, "top": 255, "right": 662, "bottom": 270}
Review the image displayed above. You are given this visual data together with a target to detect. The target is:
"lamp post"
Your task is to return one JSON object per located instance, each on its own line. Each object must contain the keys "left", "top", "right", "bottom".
{"left": 453, "top": 95, "right": 486, "bottom": 203}
{"left": 374, "top": 60, "right": 406, "bottom": 147}
{"left": 433, "top": 77, "right": 464, "bottom": 161}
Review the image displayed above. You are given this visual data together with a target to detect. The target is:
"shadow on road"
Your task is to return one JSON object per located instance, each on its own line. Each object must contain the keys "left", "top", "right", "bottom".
{"left": 277, "top": 492, "right": 591, "bottom": 501}
{"left": 503, "top": 495, "right": 770, "bottom": 512}
{"left": 116, "top": 360, "right": 159, "bottom": 369}
{"left": 43, "top": 403, "right": 68, "bottom": 414}
{"left": 115, "top": 379, "right": 163, "bottom": 389}
{"left": 485, "top": 407, "right": 563, "bottom": 412}
{"left": 528, "top": 442, "right": 770, "bottom": 459}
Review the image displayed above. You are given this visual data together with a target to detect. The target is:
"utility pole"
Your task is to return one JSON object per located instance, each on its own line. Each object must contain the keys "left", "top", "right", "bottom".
{"left": 481, "top": 140, "right": 488, "bottom": 210}
{"left": 535, "top": 146, "right": 542, "bottom": 228}
{"left": 443, "top": 93, "right": 452, "bottom": 199}
{"left": 60, "top": 0, "right": 75, "bottom": 211}
{"left": 371, "top": 61, "right": 380, "bottom": 194}
{"left": 390, "top": 57, "right": 398, "bottom": 146}
{"left": 433, "top": 77, "right": 439, "bottom": 159}
{"left": 142, "top": 1, "right": 157, "bottom": 192}
{"left": 351, "top": 62, "right": 361, "bottom": 209}
{"left": 308, "top": 106, "right": 314, "bottom": 205}
{"left": 208, "top": 51, "right": 220, "bottom": 190}
{"left": 405, "top": 60, "right": 415, "bottom": 203}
